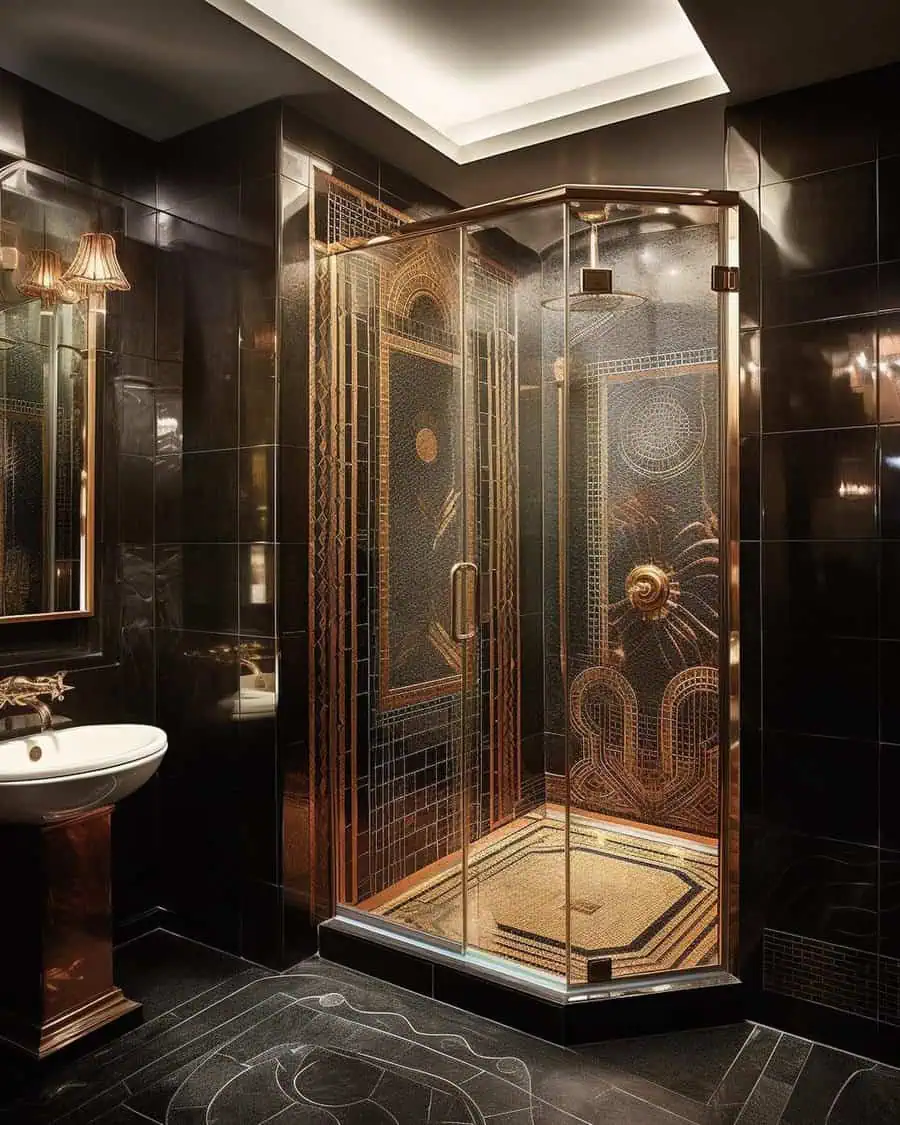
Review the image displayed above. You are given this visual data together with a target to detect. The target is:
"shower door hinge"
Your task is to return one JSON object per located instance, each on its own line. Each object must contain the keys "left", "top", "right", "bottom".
{"left": 711, "top": 265, "right": 740, "bottom": 292}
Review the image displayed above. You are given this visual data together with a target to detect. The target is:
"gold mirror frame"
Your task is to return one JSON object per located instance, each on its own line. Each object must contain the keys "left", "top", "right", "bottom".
{"left": 0, "top": 161, "right": 113, "bottom": 625}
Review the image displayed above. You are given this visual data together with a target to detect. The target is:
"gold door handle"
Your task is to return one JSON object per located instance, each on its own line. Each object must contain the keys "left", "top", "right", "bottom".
{"left": 450, "top": 561, "right": 479, "bottom": 642}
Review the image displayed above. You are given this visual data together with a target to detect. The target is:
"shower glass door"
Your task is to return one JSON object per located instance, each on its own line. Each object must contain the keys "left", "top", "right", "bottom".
{"left": 336, "top": 227, "right": 476, "bottom": 953}
{"left": 461, "top": 206, "right": 570, "bottom": 984}
{"left": 563, "top": 199, "right": 726, "bottom": 986}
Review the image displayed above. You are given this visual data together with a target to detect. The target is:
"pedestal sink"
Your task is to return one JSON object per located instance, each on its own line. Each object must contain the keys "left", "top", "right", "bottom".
{"left": 0, "top": 723, "right": 167, "bottom": 823}
{"left": 0, "top": 723, "right": 167, "bottom": 1059}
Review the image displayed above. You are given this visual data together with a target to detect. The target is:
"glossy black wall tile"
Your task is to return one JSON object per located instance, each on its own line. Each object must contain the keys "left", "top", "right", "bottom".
{"left": 880, "top": 425, "right": 900, "bottom": 536}
{"left": 761, "top": 163, "right": 877, "bottom": 279}
{"left": 762, "top": 541, "right": 878, "bottom": 637}
{"left": 758, "top": 74, "right": 878, "bottom": 185}
{"left": 763, "top": 731, "right": 878, "bottom": 845}
{"left": 729, "top": 62, "right": 900, "bottom": 1061}
{"left": 761, "top": 318, "right": 877, "bottom": 432}
{"left": 879, "top": 156, "right": 900, "bottom": 264}
{"left": 763, "top": 633, "right": 877, "bottom": 740}
{"left": 762, "top": 427, "right": 877, "bottom": 540}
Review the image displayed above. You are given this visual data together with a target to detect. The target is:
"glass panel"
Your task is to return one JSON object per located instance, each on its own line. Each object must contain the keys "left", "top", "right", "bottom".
{"left": 563, "top": 201, "right": 723, "bottom": 985}
{"left": 327, "top": 228, "right": 471, "bottom": 949}
{"left": 461, "top": 205, "right": 569, "bottom": 983}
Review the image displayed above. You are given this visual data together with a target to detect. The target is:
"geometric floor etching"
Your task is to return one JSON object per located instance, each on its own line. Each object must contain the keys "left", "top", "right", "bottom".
{"left": 0, "top": 932, "right": 898, "bottom": 1124}
{"left": 364, "top": 810, "right": 718, "bottom": 980}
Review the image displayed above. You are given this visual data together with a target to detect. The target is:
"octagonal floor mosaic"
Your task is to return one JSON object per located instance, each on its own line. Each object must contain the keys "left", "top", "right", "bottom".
{"left": 364, "top": 810, "right": 718, "bottom": 979}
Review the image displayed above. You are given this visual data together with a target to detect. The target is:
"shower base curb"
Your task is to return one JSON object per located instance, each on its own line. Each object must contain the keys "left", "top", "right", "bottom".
{"left": 319, "top": 915, "right": 745, "bottom": 1045}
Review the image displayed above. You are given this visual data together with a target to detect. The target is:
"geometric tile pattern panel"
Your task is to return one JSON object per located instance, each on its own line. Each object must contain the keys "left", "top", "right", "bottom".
{"left": 366, "top": 811, "right": 718, "bottom": 979}
{"left": 763, "top": 928, "right": 879, "bottom": 1019}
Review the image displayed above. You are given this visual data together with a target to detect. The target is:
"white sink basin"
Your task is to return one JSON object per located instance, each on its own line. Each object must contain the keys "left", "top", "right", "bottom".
{"left": 0, "top": 723, "right": 167, "bottom": 824}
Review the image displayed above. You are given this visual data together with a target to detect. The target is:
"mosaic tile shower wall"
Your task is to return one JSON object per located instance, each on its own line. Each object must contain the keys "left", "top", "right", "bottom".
{"left": 543, "top": 220, "right": 722, "bottom": 838}
{"left": 309, "top": 175, "right": 524, "bottom": 905}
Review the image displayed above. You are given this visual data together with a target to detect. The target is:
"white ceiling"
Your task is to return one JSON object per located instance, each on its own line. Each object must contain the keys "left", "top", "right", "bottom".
{"left": 207, "top": 0, "right": 727, "bottom": 162}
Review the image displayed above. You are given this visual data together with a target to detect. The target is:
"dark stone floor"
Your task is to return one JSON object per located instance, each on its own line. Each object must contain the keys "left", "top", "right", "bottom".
{"left": 0, "top": 930, "right": 898, "bottom": 1123}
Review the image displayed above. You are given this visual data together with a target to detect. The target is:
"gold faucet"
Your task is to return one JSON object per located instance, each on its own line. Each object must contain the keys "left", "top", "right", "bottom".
{"left": 0, "top": 672, "right": 73, "bottom": 732}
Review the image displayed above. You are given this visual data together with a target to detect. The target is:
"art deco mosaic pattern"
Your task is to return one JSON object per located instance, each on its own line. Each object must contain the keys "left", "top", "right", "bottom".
{"left": 365, "top": 809, "right": 718, "bottom": 979}
{"left": 310, "top": 175, "right": 521, "bottom": 911}
{"left": 548, "top": 222, "right": 723, "bottom": 838}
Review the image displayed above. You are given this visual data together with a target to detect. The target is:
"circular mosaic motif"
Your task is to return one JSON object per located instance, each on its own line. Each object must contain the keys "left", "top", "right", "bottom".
{"left": 415, "top": 426, "right": 438, "bottom": 463}
{"left": 619, "top": 388, "right": 706, "bottom": 480}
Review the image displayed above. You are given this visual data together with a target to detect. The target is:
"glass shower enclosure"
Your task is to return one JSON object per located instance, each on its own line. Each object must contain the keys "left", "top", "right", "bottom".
{"left": 312, "top": 183, "right": 740, "bottom": 1004}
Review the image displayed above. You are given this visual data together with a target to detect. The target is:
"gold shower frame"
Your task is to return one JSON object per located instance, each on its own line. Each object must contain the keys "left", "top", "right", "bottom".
{"left": 316, "top": 183, "right": 741, "bottom": 985}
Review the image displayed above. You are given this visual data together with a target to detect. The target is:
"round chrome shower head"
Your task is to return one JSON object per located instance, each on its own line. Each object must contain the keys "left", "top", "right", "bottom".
{"left": 541, "top": 291, "right": 646, "bottom": 314}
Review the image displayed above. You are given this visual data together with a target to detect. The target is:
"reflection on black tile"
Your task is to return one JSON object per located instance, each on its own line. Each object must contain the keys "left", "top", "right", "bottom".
{"left": 880, "top": 156, "right": 900, "bottom": 264}
{"left": 763, "top": 263, "right": 879, "bottom": 329}
{"left": 739, "top": 192, "right": 762, "bottom": 330}
{"left": 762, "top": 428, "right": 877, "bottom": 539}
{"left": 763, "top": 731, "right": 878, "bottom": 845}
{"left": 239, "top": 544, "right": 275, "bottom": 636}
{"left": 741, "top": 328, "right": 761, "bottom": 434}
{"left": 759, "top": 75, "right": 877, "bottom": 185}
{"left": 762, "top": 832, "right": 878, "bottom": 952}
{"left": 726, "top": 105, "right": 760, "bottom": 192}
{"left": 763, "top": 633, "right": 877, "bottom": 740}
{"left": 763, "top": 540, "right": 878, "bottom": 636}
{"left": 239, "top": 446, "right": 274, "bottom": 541}
{"left": 880, "top": 425, "right": 900, "bottom": 537}
{"left": 181, "top": 450, "right": 238, "bottom": 543}
{"left": 761, "top": 164, "right": 877, "bottom": 279}
{"left": 879, "top": 312, "right": 900, "bottom": 422}
{"left": 761, "top": 318, "right": 877, "bottom": 432}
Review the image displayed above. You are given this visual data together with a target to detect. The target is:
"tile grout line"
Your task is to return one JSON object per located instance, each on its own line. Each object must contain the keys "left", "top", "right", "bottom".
{"left": 732, "top": 1031, "right": 784, "bottom": 1124}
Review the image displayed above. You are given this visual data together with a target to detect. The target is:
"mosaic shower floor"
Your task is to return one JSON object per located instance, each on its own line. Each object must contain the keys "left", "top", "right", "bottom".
{"left": 363, "top": 809, "right": 719, "bottom": 980}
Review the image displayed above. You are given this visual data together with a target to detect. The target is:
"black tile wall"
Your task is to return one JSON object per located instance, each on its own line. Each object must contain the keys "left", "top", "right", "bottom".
{"left": 728, "top": 61, "right": 900, "bottom": 1063}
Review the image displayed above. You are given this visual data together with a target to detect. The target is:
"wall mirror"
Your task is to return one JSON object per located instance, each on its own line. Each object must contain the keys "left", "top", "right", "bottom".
{"left": 0, "top": 162, "right": 130, "bottom": 622}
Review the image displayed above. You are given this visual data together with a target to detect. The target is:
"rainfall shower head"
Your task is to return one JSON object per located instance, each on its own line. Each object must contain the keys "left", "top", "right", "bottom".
{"left": 541, "top": 217, "right": 646, "bottom": 318}
{"left": 541, "top": 290, "right": 644, "bottom": 314}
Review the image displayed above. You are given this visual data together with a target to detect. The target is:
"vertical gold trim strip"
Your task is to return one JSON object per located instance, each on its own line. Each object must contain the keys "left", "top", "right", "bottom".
{"left": 718, "top": 203, "right": 741, "bottom": 975}
{"left": 560, "top": 203, "right": 572, "bottom": 987}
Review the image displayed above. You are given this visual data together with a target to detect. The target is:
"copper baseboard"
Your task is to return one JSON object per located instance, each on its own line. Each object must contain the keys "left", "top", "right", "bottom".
{"left": 0, "top": 988, "right": 141, "bottom": 1059}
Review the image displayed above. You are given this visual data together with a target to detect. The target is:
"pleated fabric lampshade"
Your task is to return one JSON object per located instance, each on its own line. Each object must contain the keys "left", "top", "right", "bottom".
{"left": 61, "top": 233, "right": 131, "bottom": 293}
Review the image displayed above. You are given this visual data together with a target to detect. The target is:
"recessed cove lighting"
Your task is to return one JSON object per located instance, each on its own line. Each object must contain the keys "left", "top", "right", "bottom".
{"left": 207, "top": 0, "right": 727, "bottom": 163}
